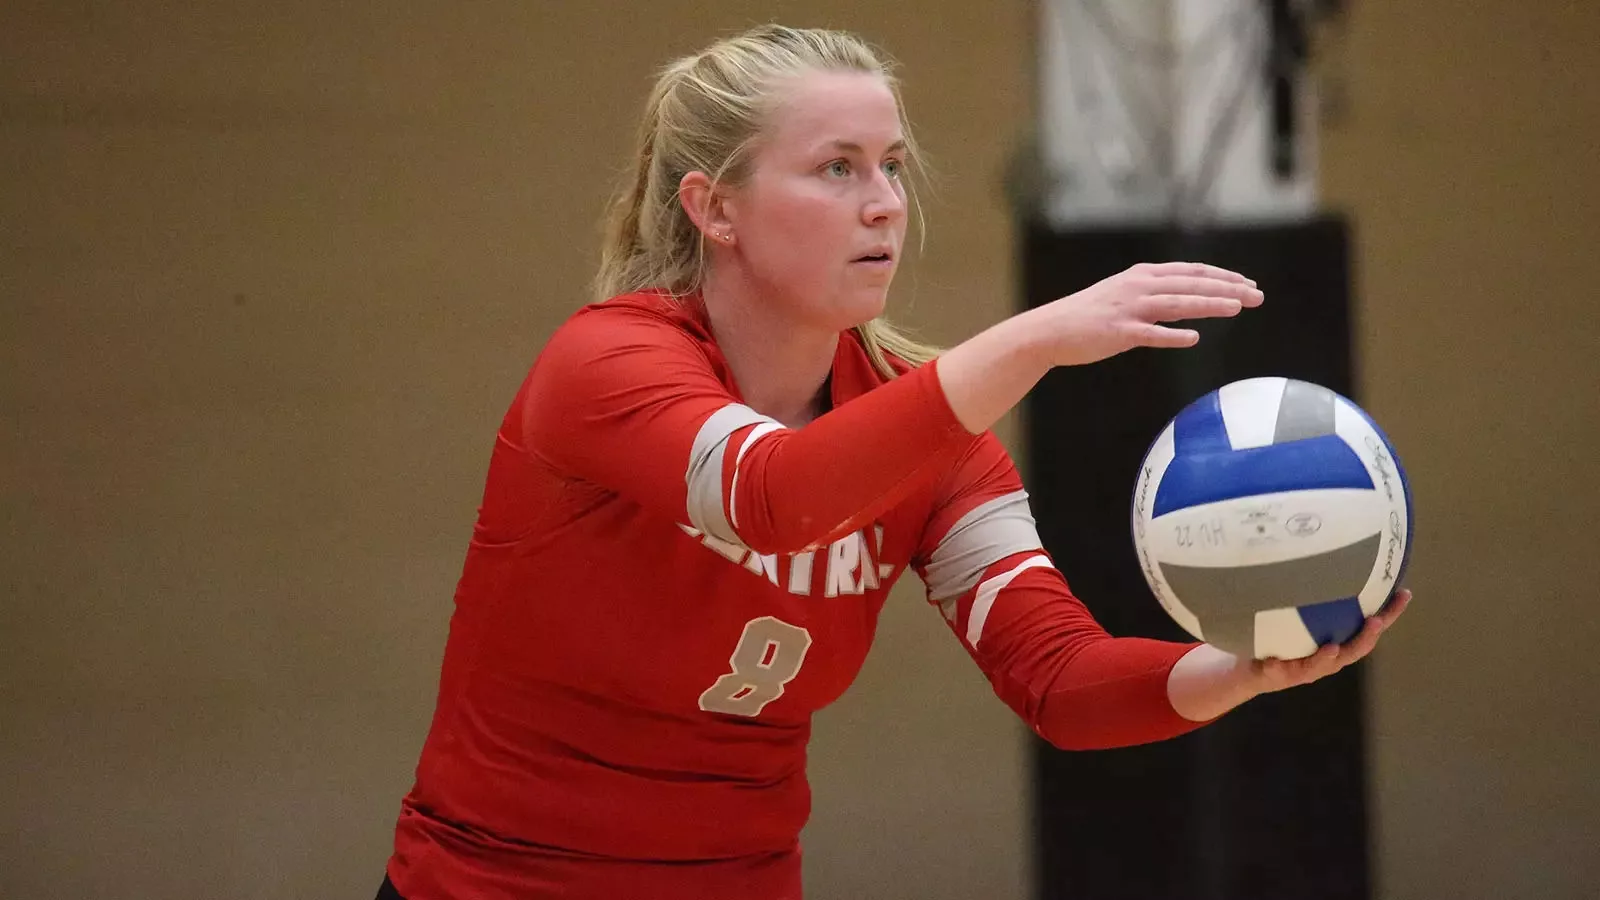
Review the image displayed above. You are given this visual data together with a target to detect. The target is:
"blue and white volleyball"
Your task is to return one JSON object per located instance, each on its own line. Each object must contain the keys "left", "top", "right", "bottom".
{"left": 1131, "top": 377, "right": 1413, "bottom": 660}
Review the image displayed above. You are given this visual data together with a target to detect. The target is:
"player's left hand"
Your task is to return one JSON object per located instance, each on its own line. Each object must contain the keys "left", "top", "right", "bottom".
{"left": 1251, "top": 589, "right": 1412, "bottom": 693}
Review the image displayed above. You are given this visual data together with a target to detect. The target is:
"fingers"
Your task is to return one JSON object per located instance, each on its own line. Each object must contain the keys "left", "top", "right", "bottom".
{"left": 1379, "top": 589, "right": 1412, "bottom": 625}
{"left": 1128, "top": 323, "right": 1200, "bottom": 348}
{"left": 1260, "top": 590, "right": 1413, "bottom": 691}
{"left": 1335, "top": 617, "right": 1386, "bottom": 666}
{"left": 1140, "top": 294, "right": 1246, "bottom": 322}
{"left": 1338, "top": 590, "right": 1411, "bottom": 664}
{"left": 1147, "top": 277, "right": 1264, "bottom": 307}
{"left": 1140, "top": 261, "right": 1256, "bottom": 286}
{"left": 1259, "top": 643, "right": 1338, "bottom": 689}
{"left": 1304, "top": 643, "right": 1342, "bottom": 680}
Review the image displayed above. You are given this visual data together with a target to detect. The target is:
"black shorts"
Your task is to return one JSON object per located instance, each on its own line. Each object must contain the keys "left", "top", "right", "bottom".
{"left": 375, "top": 875, "right": 405, "bottom": 900}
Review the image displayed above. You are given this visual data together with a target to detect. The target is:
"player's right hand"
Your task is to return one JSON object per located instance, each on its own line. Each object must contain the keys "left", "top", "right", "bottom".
{"left": 1031, "top": 262, "right": 1263, "bottom": 368}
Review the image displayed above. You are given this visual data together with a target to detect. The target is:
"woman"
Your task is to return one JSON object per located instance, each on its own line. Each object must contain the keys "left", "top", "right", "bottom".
{"left": 378, "top": 24, "right": 1408, "bottom": 900}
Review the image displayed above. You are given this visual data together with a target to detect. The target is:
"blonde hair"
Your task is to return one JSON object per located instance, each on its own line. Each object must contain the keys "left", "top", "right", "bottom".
{"left": 593, "top": 24, "right": 940, "bottom": 378}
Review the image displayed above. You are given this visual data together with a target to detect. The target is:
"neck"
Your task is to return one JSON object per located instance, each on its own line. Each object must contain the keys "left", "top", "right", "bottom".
{"left": 700, "top": 266, "right": 839, "bottom": 428}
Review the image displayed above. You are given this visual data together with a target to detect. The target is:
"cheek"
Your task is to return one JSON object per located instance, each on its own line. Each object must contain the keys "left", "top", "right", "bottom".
{"left": 748, "top": 191, "right": 847, "bottom": 271}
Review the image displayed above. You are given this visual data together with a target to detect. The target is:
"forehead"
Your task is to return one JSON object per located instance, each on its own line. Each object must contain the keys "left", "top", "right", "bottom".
{"left": 761, "top": 70, "right": 904, "bottom": 155}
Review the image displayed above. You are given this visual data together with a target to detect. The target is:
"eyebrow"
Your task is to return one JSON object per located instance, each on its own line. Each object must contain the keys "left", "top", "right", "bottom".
{"left": 825, "top": 139, "right": 908, "bottom": 155}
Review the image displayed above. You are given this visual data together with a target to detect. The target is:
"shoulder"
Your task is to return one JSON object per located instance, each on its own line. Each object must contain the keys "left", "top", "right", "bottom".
{"left": 547, "top": 291, "right": 715, "bottom": 355}
{"left": 516, "top": 291, "right": 736, "bottom": 414}
{"left": 503, "top": 292, "right": 735, "bottom": 459}
{"left": 522, "top": 291, "right": 728, "bottom": 390}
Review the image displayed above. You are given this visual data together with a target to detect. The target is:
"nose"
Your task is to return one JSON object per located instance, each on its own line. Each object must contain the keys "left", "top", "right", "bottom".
{"left": 861, "top": 168, "right": 906, "bottom": 226}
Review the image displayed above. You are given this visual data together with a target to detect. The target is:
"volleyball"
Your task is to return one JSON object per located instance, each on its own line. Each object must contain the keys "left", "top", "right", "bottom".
{"left": 1131, "top": 377, "right": 1413, "bottom": 660}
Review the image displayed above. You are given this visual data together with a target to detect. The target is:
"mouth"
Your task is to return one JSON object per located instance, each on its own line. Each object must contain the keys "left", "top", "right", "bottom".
{"left": 852, "top": 251, "right": 894, "bottom": 265}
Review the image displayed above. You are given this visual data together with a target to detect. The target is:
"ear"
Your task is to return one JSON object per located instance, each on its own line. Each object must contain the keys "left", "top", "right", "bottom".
{"left": 679, "top": 171, "right": 736, "bottom": 244}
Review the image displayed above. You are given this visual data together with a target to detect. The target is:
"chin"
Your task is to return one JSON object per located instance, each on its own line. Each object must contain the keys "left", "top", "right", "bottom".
{"left": 837, "top": 296, "right": 889, "bottom": 331}
{"left": 842, "top": 284, "right": 893, "bottom": 325}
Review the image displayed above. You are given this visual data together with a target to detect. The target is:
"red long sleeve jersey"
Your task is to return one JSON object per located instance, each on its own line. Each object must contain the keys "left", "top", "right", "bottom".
{"left": 387, "top": 292, "right": 1206, "bottom": 900}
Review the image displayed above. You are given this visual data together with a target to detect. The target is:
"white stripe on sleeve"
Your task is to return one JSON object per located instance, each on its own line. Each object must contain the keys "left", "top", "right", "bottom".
{"left": 685, "top": 404, "right": 782, "bottom": 546}
{"left": 966, "top": 555, "right": 1055, "bottom": 648}
{"left": 727, "top": 422, "right": 786, "bottom": 530}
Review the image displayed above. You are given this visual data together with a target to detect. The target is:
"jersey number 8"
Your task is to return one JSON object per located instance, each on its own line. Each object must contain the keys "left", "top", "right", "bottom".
{"left": 698, "top": 616, "right": 813, "bottom": 717}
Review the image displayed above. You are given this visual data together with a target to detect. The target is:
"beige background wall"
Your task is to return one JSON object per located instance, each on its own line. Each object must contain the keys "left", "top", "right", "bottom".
{"left": 2, "top": 3, "right": 1594, "bottom": 899}
{"left": 1320, "top": 4, "right": 1600, "bottom": 897}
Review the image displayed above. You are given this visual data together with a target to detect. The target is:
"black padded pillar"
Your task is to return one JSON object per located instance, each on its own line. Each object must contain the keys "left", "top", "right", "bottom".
{"left": 1021, "top": 215, "right": 1370, "bottom": 900}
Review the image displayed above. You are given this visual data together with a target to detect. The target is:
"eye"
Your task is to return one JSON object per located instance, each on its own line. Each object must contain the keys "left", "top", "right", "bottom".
{"left": 883, "top": 158, "right": 906, "bottom": 179}
{"left": 824, "top": 159, "right": 851, "bottom": 178}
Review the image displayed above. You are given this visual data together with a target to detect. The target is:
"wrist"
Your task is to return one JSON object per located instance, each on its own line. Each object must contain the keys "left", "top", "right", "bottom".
{"left": 1168, "top": 643, "right": 1265, "bottom": 722}
{"left": 1005, "top": 306, "right": 1059, "bottom": 378}
{"left": 1224, "top": 648, "right": 1267, "bottom": 700}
